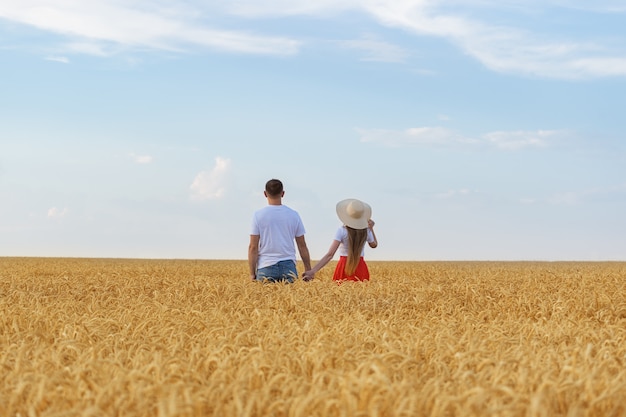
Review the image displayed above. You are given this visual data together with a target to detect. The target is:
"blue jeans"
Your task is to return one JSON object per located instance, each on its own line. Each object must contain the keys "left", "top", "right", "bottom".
{"left": 256, "top": 260, "right": 298, "bottom": 283}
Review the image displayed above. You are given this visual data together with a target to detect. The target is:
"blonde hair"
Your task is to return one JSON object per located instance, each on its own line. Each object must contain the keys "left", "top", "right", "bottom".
{"left": 345, "top": 226, "right": 368, "bottom": 276}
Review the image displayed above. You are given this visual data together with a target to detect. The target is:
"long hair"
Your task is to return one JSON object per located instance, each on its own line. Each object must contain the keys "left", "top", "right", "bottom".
{"left": 345, "top": 226, "right": 368, "bottom": 276}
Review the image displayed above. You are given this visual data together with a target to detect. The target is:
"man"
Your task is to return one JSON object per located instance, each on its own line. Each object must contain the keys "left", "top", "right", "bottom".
{"left": 248, "top": 179, "right": 312, "bottom": 283}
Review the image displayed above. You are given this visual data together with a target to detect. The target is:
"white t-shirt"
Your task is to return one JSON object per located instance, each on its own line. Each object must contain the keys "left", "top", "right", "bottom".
{"left": 251, "top": 205, "right": 306, "bottom": 269}
{"left": 333, "top": 226, "right": 375, "bottom": 257}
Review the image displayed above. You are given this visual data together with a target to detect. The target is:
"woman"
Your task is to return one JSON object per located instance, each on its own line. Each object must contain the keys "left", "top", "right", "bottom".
{"left": 303, "top": 199, "right": 378, "bottom": 282}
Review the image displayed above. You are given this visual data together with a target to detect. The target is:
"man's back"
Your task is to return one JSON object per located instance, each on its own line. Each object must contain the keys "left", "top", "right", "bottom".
{"left": 251, "top": 205, "right": 305, "bottom": 269}
{"left": 248, "top": 178, "right": 311, "bottom": 283}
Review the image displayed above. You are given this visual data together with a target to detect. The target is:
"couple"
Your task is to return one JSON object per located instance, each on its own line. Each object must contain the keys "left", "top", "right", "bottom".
{"left": 248, "top": 179, "right": 378, "bottom": 283}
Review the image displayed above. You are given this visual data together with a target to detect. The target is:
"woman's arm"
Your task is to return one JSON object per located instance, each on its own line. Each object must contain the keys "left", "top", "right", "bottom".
{"left": 303, "top": 239, "right": 341, "bottom": 280}
{"left": 368, "top": 219, "right": 378, "bottom": 248}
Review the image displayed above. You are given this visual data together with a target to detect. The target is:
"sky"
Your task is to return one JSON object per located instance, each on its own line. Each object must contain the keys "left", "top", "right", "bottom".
{"left": 1, "top": 0, "right": 625, "bottom": 261}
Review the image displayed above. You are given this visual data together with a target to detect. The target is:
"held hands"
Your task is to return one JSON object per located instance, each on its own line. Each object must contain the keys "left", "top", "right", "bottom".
{"left": 300, "top": 220, "right": 376, "bottom": 284}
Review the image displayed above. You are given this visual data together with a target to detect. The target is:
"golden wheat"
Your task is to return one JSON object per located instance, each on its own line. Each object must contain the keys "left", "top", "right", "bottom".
{"left": 1, "top": 258, "right": 626, "bottom": 416}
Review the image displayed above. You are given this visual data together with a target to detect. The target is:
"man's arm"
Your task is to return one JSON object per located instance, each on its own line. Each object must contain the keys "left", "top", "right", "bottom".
{"left": 295, "top": 235, "right": 312, "bottom": 272}
{"left": 248, "top": 235, "right": 260, "bottom": 281}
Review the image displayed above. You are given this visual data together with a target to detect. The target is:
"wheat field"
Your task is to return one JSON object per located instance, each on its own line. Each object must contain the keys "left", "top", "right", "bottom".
{"left": 1, "top": 258, "right": 626, "bottom": 417}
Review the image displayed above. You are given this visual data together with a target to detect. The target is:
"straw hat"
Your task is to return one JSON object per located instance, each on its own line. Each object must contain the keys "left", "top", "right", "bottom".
{"left": 336, "top": 199, "right": 372, "bottom": 229}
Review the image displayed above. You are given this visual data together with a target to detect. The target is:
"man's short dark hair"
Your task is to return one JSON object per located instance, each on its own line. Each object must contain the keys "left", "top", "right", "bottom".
{"left": 265, "top": 179, "right": 283, "bottom": 197}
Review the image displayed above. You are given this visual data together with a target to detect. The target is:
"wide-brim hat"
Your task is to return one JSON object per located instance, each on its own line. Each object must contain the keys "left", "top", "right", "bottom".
{"left": 336, "top": 199, "right": 372, "bottom": 229}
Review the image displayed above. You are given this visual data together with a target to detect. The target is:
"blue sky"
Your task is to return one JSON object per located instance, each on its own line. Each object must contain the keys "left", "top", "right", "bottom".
{"left": 1, "top": 1, "right": 625, "bottom": 261}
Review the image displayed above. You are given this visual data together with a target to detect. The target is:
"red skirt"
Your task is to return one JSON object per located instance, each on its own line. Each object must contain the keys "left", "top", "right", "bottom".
{"left": 333, "top": 256, "right": 370, "bottom": 282}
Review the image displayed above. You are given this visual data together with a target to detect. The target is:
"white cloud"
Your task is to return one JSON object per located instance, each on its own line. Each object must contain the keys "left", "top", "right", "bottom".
{"left": 570, "top": 57, "right": 626, "bottom": 78}
{"left": 358, "top": 127, "right": 566, "bottom": 150}
{"left": 190, "top": 157, "right": 231, "bottom": 201}
{"left": 130, "top": 153, "right": 153, "bottom": 164}
{"left": 64, "top": 41, "right": 115, "bottom": 57}
{"left": 338, "top": 34, "right": 409, "bottom": 62}
{"left": 548, "top": 183, "right": 626, "bottom": 206}
{"left": 357, "top": 126, "right": 476, "bottom": 147}
{"left": 1, "top": 0, "right": 624, "bottom": 78}
{"left": 360, "top": 1, "right": 626, "bottom": 79}
{"left": 219, "top": 0, "right": 626, "bottom": 79}
{"left": 0, "top": 1, "right": 300, "bottom": 57}
{"left": 456, "top": 31, "right": 626, "bottom": 79}
{"left": 47, "top": 206, "right": 68, "bottom": 218}
{"left": 548, "top": 191, "right": 582, "bottom": 206}
{"left": 482, "top": 130, "right": 557, "bottom": 150}
{"left": 45, "top": 55, "right": 69, "bottom": 63}
{"left": 542, "top": 0, "right": 626, "bottom": 13}
{"left": 223, "top": 0, "right": 366, "bottom": 17}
